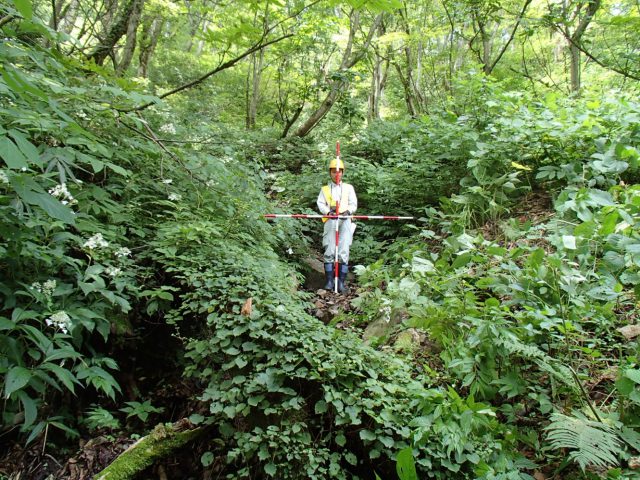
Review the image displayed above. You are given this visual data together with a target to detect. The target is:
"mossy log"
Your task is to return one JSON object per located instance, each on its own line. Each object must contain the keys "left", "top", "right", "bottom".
{"left": 94, "top": 419, "right": 204, "bottom": 480}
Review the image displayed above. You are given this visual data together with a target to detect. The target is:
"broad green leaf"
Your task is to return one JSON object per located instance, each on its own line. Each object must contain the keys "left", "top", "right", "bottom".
{"left": 8, "top": 130, "right": 41, "bottom": 166}
{"left": 625, "top": 369, "right": 640, "bottom": 384}
{"left": 599, "top": 212, "right": 619, "bottom": 236}
{"left": 452, "top": 252, "right": 473, "bottom": 269}
{"left": 9, "top": 174, "right": 75, "bottom": 224}
{"left": 264, "top": 463, "right": 276, "bottom": 476}
{"left": 201, "top": 451, "right": 214, "bottom": 467}
{"left": 16, "top": 390, "right": 38, "bottom": 427}
{"left": 31, "top": 192, "right": 76, "bottom": 224}
{"left": 527, "top": 248, "right": 545, "bottom": 269}
{"left": 359, "top": 429, "right": 376, "bottom": 441}
{"left": 0, "top": 317, "right": 15, "bottom": 330}
{"left": 5, "top": 366, "right": 32, "bottom": 398}
{"left": 315, "top": 399, "right": 328, "bottom": 414}
{"left": 25, "top": 420, "right": 46, "bottom": 444}
{"left": 13, "top": 0, "right": 33, "bottom": 20}
{"left": 0, "top": 136, "right": 28, "bottom": 169}
{"left": 562, "top": 235, "right": 577, "bottom": 250}
{"left": 49, "top": 421, "right": 79, "bottom": 438}
{"left": 41, "top": 363, "right": 79, "bottom": 393}
{"left": 396, "top": 447, "right": 418, "bottom": 480}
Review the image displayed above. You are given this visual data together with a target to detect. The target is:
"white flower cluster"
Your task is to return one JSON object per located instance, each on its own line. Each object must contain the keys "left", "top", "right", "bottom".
{"left": 31, "top": 279, "right": 57, "bottom": 298}
{"left": 159, "top": 123, "right": 176, "bottom": 135}
{"left": 46, "top": 310, "right": 71, "bottom": 334}
{"left": 379, "top": 305, "right": 392, "bottom": 323}
{"left": 168, "top": 193, "right": 182, "bottom": 201}
{"left": 115, "top": 247, "right": 131, "bottom": 258}
{"left": 83, "top": 233, "right": 109, "bottom": 250}
{"left": 77, "top": 111, "right": 88, "bottom": 119}
{"left": 48, "top": 183, "right": 77, "bottom": 205}
{"left": 162, "top": 178, "right": 173, "bottom": 184}
{"left": 0, "top": 170, "right": 8, "bottom": 184}
{"left": 206, "top": 180, "right": 217, "bottom": 187}
{"left": 106, "top": 266, "right": 122, "bottom": 277}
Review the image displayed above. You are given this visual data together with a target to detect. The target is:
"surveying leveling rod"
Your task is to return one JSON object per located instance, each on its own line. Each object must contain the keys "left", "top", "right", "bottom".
{"left": 333, "top": 141, "right": 342, "bottom": 293}
{"left": 264, "top": 214, "right": 414, "bottom": 220}
{"left": 264, "top": 141, "right": 414, "bottom": 294}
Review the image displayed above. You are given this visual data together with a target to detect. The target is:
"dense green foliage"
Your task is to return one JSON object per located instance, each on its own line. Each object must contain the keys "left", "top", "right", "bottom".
{"left": 2, "top": 0, "right": 640, "bottom": 478}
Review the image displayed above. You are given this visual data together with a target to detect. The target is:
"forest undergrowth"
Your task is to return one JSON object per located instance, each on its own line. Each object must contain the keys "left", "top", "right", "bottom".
{"left": 3, "top": 5, "right": 640, "bottom": 480}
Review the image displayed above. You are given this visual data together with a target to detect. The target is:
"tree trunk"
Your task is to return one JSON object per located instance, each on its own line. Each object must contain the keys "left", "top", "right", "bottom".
{"left": 58, "top": 0, "right": 79, "bottom": 35}
{"left": 245, "top": 48, "right": 264, "bottom": 129}
{"left": 368, "top": 53, "right": 388, "bottom": 122}
{"left": 86, "top": 0, "right": 142, "bottom": 66}
{"left": 567, "top": 0, "right": 601, "bottom": 93}
{"left": 116, "top": 0, "right": 145, "bottom": 74}
{"left": 246, "top": 7, "right": 268, "bottom": 130}
{"left": 394, "top": 63, "right": 418, "bottom": 117}
{"left": 48, "top": 0, "right": 66, "bottom": 31}
{"left": 396, "top": 4, "right": 421, "bottom": 117}
{"left": 293, "top": 11, "right": 382, "bottom": 137}
{"left": 137, "top": 15, "right": 164, "bottom": 78}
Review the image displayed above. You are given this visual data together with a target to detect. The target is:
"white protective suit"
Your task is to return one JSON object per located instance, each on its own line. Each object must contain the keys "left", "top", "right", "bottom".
{"left": 317, "top": 181, "right": 358, "bottom": 264}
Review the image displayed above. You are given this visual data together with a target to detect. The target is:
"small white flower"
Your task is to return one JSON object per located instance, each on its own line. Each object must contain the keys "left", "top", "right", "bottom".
{"left": 46, "top": 310, "right": 71, "bottom": 334}
{"left": 168, "top": 193, "right": 182, "bottom": 202}
{"left": 0, "top": 170, "right": 8, "bottom": 184}
{"left": 162, "top": 179, "right": 173, "bottom": 184}
{"left": 379, "top": 305, "right": 392, "bottom": 323}
{"left": 105, "top": 266, "right": 122, "bottom": 277}
{"left": 287, "top": 247, "right": 293, "bottom": 255}
{"left": 21, "top": 167, "right": 27, "bottom": 172}
{"left": 77, "top": 111, "right": 88, "bottom": 119}
{"left": 114, "top": 247, "right": 131, "bottom": 258}
{"left": 206, "top": 180, "right": 217, "bottom": 187}
{"left": 48, "top": 183, "right": 76, "bottom": 205}
{"left": 43, "top": 279, "right": 56, "bottom": 297}
{"left": 83, "top": 233, "right": 109, "bottom": 250}
{"left": 159, "top": 123, "right": 176, "bottom": 135}
{"left": 31, "top": 282, "right": 43, "bottom": 293}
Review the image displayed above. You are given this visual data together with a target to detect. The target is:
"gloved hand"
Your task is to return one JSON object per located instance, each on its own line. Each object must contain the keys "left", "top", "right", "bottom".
{"left": 329, "top": 207, "right": 337, "bottom": 215}
{"left": 343, "top": 210, "right": 351, "bottom": 216}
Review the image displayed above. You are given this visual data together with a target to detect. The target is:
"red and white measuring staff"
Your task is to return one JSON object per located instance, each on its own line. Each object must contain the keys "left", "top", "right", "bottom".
{"left": 264, "top": 214, "right": 414, "bottom": 220}
{"left": 265, "top": 141, "right": 414, "bottom": 293}
{"left": 333, "top": 141, "right": 343, "bottom": 293}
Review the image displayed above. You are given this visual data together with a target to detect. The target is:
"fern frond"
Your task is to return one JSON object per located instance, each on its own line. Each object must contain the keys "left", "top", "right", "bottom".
{"left": 545, "top": 412, "right": 622, "bottom": 471}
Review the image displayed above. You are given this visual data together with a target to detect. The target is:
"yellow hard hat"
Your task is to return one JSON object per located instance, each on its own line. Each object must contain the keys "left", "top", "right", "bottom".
{"left": 329, "top": 158, "right": 345, "bottom": 170}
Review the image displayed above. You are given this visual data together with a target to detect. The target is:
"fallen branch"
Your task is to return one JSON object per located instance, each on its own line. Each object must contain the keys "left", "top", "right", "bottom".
{"left": 94, "top": 419, "right": 205, "bottom": 480}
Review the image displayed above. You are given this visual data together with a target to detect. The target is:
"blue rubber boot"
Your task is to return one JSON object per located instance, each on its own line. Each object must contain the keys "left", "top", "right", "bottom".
{"left": 338, "top": 263, "right": 349, "bottom": 293}
{"left": 323, "top": 263, "right": 335, "bottom": 291}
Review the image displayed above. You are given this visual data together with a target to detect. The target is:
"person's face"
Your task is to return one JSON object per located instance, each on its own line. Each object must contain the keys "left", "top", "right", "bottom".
{"left": 330, "top": 168, "right": 342, "bottom": 183}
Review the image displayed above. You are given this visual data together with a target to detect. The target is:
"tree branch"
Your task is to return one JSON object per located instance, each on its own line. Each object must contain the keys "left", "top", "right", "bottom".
{"left": 129, "top": 33, "right": 293, "bottom": 111}
{"left": 487, "top": 0, "right": 533, "bottom": 74}
{"left": 562, "top": 33, "right": 640, "bottom": 81}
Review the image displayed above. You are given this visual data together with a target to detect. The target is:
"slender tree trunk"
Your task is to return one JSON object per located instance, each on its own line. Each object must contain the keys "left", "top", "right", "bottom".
{"left": 395, "top": 3, "right": 421, "bottom": 116}
{"left": 293, "top": 11, "right": 382, "bottom": 137}
{"left": 57, "top": 0, "right": 78, "bottom": 34}
{"left": 394, "top": 63, "right": 418, "bottom": 117}
{"left": 245, "top": 48, "right": 264, "bottom": 129}
{"left": 368, "top": 55, "right": 386, "bottom": 122}
{"left": 48, "top": 0, "right": 65, "bottom": 31}
{"left": 245, "top": 6, "right": 269, "bottom": 130}
{"left": 567, "top": 0, "right": 601, "bottom": 93}
{"left": 87, "top": 0, "right": 142, "bottom": 66}
{"left": 137, "top": 15, "right": 163, "bottom": 77}
{"left": 116, "top": 0, "right": 145, "bottom": 74}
